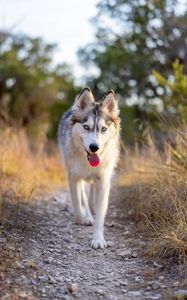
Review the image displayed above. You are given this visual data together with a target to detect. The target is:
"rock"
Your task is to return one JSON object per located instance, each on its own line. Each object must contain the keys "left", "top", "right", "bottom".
{"left": 48, "top": 276, "right": 56, "bottom": 284}
{"left": 7, "top": 245, "right": 15, "bottom": 251}
{"left": 107, "top": 222, "right": 115, "bottom": 227}
{"left": 135, "top": 276, "right": 140, "bottom": 283}
{"left": 149, "top": 295, "right": 161, "bottom": 300}
{"left": 139, "top": 241, "right": 146, "bottom": 247}
{"left": 119, "top": 281, "right": 128, "bottom": 286}
{"left": 54, "top": 248, "right": 62, "bottom": 253}
{"left": 67, "top": 282, "right": 79, "bottom": 293}
{"left": 160, "top": 284, "right": 166, "bottom": 289}
{"left": 31, "top": 279, "right": 37, "bottom": 285}
{"left": 131, "top": 251, "right": 138, "bottom": 258}
{"left": 97, "top": 274, "right": 106, "bottom": 280}
{"left": 153, "top": 262, "right": 162, "bottom": 268}
{"left": 152, "top": 282, "right": 160, "bottom": 290}
{"left": 27, "top": 260, "right": 38, "bottom": 269}
{"left": 0, "top": 238, "right": 6, "bottom": 243}
{"left": 173, "top": 281, "right": 179, "bottom": 287}
{"left": 17, "top": 291, "right": 33, "bottom": 298}
{"left": 44, "top": 257, "right": 53, "bottom": 264}
{"left": 124, "top": 230, "right": 130, "bottom": 235}
{"left": 95, "top": 288, "right": 106, "bottom": 296}
{"left": 117, "top": 249, "right": 132, "bottom": 259}
{"left": 128, "top": 291, "right": 142, "bottom": 297}
{"left": 107, "top": 241, "right": 115, "bottom": 247}
{"left": 128, "top": 210, "right": 134, "bottom": 216}
{"left": 13, "top": 261, "right": 23, "bottom": 269}
{"left": 158, "top": 275, "right": 164, "bottom": 280}
{"left": 38, "top": 275, "right": 49, "bottom": 283}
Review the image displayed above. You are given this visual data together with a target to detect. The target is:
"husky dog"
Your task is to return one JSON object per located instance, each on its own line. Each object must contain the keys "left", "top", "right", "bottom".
{"left": 58, "top": 88, "right": 120, "bottom": 249}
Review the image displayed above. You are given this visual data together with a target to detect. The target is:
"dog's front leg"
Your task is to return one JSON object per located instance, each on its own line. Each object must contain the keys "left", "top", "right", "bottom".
{"left": 91, "top": 178, "right": 110, "bottom": 249}
{"left": 68, "top": 176, "right": 84, "bottom": 224}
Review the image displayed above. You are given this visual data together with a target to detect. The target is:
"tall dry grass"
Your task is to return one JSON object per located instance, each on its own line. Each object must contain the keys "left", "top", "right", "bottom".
{"left": 119, "top": 127, "right": 187, "bottom": 264}
{"left": 0, "top": 128, "right": 66, "bottom": 224}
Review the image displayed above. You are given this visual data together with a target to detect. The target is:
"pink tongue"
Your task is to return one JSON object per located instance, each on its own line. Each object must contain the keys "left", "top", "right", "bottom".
{"left": 88, "top": 153, "right": 100, "bottom": 167}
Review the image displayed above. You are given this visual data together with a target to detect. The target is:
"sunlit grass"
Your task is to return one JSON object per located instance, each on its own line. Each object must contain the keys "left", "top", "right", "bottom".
{"left": 119, "top": 127, "right": 187, "bottom": 264}
{"left": 0, "top": 128, "right": 66, "bottom": 223}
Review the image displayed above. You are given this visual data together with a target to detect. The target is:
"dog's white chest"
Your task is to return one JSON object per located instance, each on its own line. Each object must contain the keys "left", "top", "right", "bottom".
{"left": 66, "top": 150, "right": 96, "bottom": 180}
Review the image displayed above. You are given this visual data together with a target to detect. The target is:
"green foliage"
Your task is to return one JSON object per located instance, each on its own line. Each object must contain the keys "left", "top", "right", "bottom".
{"left": 0, "top": 31, "right": 77, "bottom": 141}
{"left": 153, "top": 59, "right": 187, "bottom": 124}
{"left": 78, "top": 0, "right": 187, "bottom": 104}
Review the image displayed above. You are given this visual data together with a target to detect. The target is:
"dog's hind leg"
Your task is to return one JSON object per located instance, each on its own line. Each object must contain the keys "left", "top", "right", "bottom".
{"left": 81, "top": 181, "right": 94, "bottom": 225}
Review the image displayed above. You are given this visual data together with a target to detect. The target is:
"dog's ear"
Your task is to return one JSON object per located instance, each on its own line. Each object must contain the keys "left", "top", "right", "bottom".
{"left": 74, "top": 87, "right": 94, "bottom": 110}
{"left": 102, "top": 90, "right": 119, "bottom": 115}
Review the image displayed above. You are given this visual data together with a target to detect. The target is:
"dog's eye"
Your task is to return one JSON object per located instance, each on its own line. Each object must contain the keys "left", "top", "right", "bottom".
{"left": 101, "top": 127, "right": 107, "bottom": 132}
{"left": 83, "top": 124, "right": 89, "bottom": 130}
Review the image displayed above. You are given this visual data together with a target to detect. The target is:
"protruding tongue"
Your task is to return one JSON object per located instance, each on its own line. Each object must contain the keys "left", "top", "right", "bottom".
{"left": 88, "top": 153, "right": 100, "bottom": 167}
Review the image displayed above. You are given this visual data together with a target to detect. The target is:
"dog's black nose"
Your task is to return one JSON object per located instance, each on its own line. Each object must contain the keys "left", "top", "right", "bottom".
{"left": 89, "top": 143, "right": 99, "bottom": 153}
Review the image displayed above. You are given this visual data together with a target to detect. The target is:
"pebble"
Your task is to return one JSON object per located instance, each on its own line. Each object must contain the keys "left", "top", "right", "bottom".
{"left": 67, "top": 282, "right": 79, "bottom": 293}
{"left": 0, "top": 237, "right": 6, "bottom": 243}
{"left": 149, "top": 295, "right": 161, "bottom": 300}
{"left": 107, "top": 241, "right": 115, "bottom": 247}
{"left": 44, "top": 257, "right": 53, "bottom": 264}
{"left": 158, "top": 275, "right": 164, "bottom": 280}
{"left": 128, "top": 291, "right": 142, "bottom": 297}
{"left": 7, "top": 245, "right": 16, "bottom": 251}
{"left": 13, "top": 261, "right": 24, "bottom": 269}
{"left": 95, "top": 288, "right": 106, "bottom": 296}
{"left": 107, "top": 222, "right": 115, "bottom": 227}
{"left": 173, "top": 281, "right": 179, "bottom": 287}
{"left": 128, "top": 210, "right": 134, "bottom": 216}
{"left": 139, "top": 241, "right": 146, "bottom": 247}
{"left": 153, "top": 262, "right": 162, "bottom": 268}
{"left": 124, "top": 230, "right": 130, "bottom": 235}
{"left": 117, "top": 249, "right": 132, "bottom": 259}
{"left": 119, "top": 280, "right": 128, "bottom": 286}
{"left": 131, "top": 251, "right": 138, "bottom": 258}
{"left": 48, "top": 276, "right": 56, "bottom": 284}
{"left": 160, "top": 284, "right": 166, "bottom": 289}
{"left": 97, "top": 274, "right": 106, "bottom": 280}
{"left": 152, "top": 282, "right": 160, "bottom": 290}
{"left": 38, "top": 275, "right": 49, "bottom": 283}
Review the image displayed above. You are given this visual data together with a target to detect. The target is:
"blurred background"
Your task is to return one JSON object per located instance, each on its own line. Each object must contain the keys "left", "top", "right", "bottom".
{"left": 0, "top": 0, "right": 186, "bottom": 146}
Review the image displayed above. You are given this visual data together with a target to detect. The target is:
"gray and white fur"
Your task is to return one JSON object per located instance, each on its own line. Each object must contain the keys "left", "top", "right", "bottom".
{"left": 58, "top": 88, "right": 120, "bottom": 249}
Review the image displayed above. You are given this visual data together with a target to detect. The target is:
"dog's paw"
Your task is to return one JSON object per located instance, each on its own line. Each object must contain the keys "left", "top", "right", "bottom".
{"left": 75, "top": 215, "right": 94, "bottom": 226}
{"left": 91, "top": 238, "right": 107, "bottom": 249}
{"left": 83, "top": 215, "right": 94, "bottom": 226}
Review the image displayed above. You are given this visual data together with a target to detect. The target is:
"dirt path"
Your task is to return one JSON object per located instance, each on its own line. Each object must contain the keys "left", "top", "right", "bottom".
{"left": 0, "top": 188, "right": 184, "bottom": 300}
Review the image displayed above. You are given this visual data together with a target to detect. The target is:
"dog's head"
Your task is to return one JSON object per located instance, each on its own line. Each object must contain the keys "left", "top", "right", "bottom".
{"left": 71, "top": 87, "right": 120, "bottom": 167}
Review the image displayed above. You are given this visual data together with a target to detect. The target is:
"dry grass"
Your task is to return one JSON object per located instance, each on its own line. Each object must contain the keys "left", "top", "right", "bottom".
{"left": 0, "top": 128, "right": 66, "bottom": 224}
{"left": 119, "top": 128, "right": 187, "bottom": 264}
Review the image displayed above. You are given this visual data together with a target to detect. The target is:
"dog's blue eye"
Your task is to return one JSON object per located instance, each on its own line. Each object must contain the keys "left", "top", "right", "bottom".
{"left": 83, "top": 124, "right": 89, "bottom": 130}
{"left": 101, "top": 127, "right": 107, "bottom": 132}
